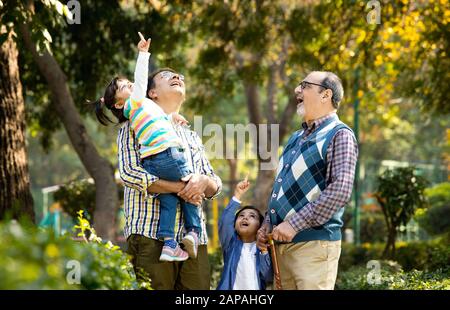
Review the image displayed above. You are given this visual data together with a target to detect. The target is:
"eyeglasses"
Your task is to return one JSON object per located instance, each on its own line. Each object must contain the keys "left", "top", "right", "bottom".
{"left": 159, "top": 71, "right": 185, "bottom": 82}
{"left": 299, "top": 80, "right": 327, "bottom": 90}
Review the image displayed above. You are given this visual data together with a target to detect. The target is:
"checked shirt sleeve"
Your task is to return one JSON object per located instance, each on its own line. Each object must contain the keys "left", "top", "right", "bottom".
{"left": 117, "top": 123, "right": 159, "bottom": 197}
{"left": 288, "top": 129, "right": 358, "bottom": 232}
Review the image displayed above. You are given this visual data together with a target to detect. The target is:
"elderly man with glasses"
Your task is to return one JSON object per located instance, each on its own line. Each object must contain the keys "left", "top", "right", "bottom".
{"left": 118, "top": 68, "right": 222, "bottom": 289}
{"left": 257, "top": 71, "right": 358, "bottom": 290}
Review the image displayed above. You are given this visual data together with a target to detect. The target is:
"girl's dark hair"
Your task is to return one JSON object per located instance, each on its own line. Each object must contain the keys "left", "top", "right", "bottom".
{"left": 234, "top": 206, "right": 264, "bottom": 227}
{"left": 92, "top": 76, "right": 128, "bottom": 126}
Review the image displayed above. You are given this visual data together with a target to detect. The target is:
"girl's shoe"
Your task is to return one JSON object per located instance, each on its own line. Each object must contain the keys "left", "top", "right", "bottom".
{"left": 160, "top": 240, "right": 189, "bottom": 262}
{"left": 181, "top": 231, "right": 199, "bottom": 259}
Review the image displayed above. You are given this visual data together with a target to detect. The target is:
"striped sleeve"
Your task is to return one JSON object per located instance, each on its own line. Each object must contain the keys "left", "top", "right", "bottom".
{"left": 117, "top": 123, "right": 159, "bottom": 197}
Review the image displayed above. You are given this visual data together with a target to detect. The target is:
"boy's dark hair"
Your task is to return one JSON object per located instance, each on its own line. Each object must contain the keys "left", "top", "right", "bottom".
{"left": 92, "top": 76, "right": 129, "bottom": 126}
{"left": 146, "top": 67, "right": 177, "bottom": 99}
{"left": 234, "top": 206, "right": 264, "bottom": 227}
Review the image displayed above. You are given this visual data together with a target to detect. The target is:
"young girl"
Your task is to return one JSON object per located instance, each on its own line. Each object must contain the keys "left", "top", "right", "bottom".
{"left": 217, "top": 176, "right": 273, "bottom": 290}
{"left": 94, "top": 32, "right": 200, "bottom": 262}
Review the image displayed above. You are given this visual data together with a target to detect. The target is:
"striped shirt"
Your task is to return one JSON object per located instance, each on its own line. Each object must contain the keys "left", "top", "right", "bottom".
{"left": 117, "top": 121, "right": 222, "bottom": 244}
{"left": 123, "top": 51, "right": 184, "bottom": 158}
{"left": 276, "top": 113, "right": 358, "bottom": 232}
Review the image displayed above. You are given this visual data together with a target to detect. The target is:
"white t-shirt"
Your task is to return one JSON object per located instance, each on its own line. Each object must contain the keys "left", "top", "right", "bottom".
{"left": 233, "top": 241, "right": 260, "bottom": 290}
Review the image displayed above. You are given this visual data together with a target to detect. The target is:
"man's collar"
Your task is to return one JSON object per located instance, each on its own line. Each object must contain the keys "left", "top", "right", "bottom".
{"left": 301, "top": 111, "right": 338, "bottom": 130}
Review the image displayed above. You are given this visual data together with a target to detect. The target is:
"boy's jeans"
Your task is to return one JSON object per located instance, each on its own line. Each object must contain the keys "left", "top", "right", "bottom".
{"left": 142, "top": 146, "right": 201, "bottom": 239}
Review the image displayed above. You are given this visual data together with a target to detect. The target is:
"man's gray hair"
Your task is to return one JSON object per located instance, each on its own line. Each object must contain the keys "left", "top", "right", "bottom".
{"left": 320, "top": 72, "right": 344, "bottom": 109}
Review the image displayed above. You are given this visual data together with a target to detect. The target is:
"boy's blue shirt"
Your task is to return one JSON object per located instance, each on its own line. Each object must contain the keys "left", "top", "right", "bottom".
{"left": 216, "top": 198, "right": 273, "bottom": 290}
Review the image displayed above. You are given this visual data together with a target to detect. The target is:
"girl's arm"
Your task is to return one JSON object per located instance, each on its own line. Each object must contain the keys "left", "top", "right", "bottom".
{"left": 130, "top": 33, "right": 151, "bottom": 103}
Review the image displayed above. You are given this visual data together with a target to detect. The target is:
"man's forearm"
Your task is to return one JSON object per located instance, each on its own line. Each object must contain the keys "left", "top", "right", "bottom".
{"left": 147, "top": 179, "right": 185, "bottom": 194}
{"left": 203, "top": 175, "right": 219, "bottom": 198}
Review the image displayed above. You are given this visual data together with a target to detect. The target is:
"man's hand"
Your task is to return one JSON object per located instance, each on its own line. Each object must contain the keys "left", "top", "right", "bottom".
{"left": 177, "top": 174, "right": 208, "bottom": 201}
{"left": 171, "top": 113, "right": 189, "bottom": 126}
{"left": 137, "top": 32, "right": 151, "bottom": 52}
{"left": 256, "top": 222, "right": 270, "bottom": 252}
{"left": 272, "top": 221, "right": 297, "bottom": 243}
{"left": 186, "top": 194, "right": 205, "bottom": 207}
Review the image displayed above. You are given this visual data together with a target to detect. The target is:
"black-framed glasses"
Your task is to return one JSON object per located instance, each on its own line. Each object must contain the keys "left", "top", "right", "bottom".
{"left": 160, "top": 71, "right": 185, "bottom": 82}
{"left": 299, "top": 80, "right": 327, "bottom": 90}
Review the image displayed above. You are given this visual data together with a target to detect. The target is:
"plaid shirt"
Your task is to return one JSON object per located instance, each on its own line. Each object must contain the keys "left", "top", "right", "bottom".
{"left": 117, "top": 121, "right": 222, "bottom": 245}
{"left": 273, "top": 113, "right": 358, "bottom": 232}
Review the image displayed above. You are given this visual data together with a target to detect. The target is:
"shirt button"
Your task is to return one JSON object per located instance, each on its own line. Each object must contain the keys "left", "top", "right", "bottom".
{"left": 270, "top": 209, "right": 275, "bottom": 214}
{"left": 285, "top": 164, "right": 289, "bottom": 168}
{"left": 272, "top": 193, "right": 277, "bottom": 198}
{"left": 277, "top": 178, "right": 282, "bottom": 183}
{"left": 291, "top": 150, "right": 296, "bottom": 154}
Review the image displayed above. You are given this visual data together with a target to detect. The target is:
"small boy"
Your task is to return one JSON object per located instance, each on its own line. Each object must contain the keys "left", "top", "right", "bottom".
{"left": 216, "top": 176, "right": 272, "bottom": 290}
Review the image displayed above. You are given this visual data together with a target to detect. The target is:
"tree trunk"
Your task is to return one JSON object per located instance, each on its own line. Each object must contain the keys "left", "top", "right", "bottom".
{"left": 253, "top": 169, "right": 276, "bottom": 213}
{"left": 19, "top": 24, "right": 118, "bottom": 240}
{"left": 383, "top": 228, "right": 396, "bottom": 258}
{"left": 243, "top": 79, "right": 295, "bottom": 214}
{"left": 226, "top": 158, "right": 238, "bottom": 193}
{"left": 0, "top": 29, "right": 34, "bottom": 220}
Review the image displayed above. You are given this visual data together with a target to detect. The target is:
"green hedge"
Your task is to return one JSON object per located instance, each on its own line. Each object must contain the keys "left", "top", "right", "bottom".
{"left": 339, "top": 238, "right": 449, "bottom": 272}
{"left": 209, "top": 249, "right": 224, "bottom": 289}
{"left": 336, "top": 261, "right": 450, "bottom": 290}
{"left": 417, "top": 182, "right": 450, "bottom": 236}
{"left": 0, "top": 216, "right": 146, "bottom": 289}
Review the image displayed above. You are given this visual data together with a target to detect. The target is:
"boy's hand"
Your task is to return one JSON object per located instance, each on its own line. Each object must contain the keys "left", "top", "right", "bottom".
{"left": 172, "top": 113, "right": 189, "bottom": 126}
{"left": 137, "top": 32, "right": 151, "bottom": 52}
{"left": 234, "top": 174, "right": 250, "bottom": 201}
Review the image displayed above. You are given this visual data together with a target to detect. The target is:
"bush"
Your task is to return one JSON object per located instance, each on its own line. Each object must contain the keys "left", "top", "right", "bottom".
{"left": 336, "top": 262, "right": 450, "bottom": 290}
{"left": 53, "top": 180, "right": 124, "bottom": 220}
{"left": 375, "top": 167, "right": 429, "bottom": 257}
{"left": 53, "top": 180, "right": 96, "bottom": 220}
{"left": 0, "top": 212, "right": 148, "bottom": 289}
{"left": 360, "top": 212, "right": 387, "bottom": 243}
{"left": 417, "top": 182, "right": 450, "bottom": 236}
{"left": 209, "top": 248, "right": 224, "bottom": 289}
{"left": 339, "top": 238, "right": 450, "bottom": 273}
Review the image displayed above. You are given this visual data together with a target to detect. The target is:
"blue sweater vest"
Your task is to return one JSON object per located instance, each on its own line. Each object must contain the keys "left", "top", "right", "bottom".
{"left": 268, "top": 115, "right": 353, "bottom": 242}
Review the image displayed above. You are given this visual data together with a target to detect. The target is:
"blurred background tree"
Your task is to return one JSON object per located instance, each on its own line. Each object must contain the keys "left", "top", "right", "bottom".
{"left": 375, "top": 167, "right": 429, "bottom": 258}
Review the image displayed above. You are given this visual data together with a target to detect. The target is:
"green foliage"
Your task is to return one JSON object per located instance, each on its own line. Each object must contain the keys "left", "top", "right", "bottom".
{"left": 0, "top": 211, "right": 149, "bottom": 289}
{"left": 336, "top": 262, "right": 450, "bottom": 290}
{"left": 53, "top": 180, "right": 124, "bottom": 221}
{"left": 53, "top": 180, "right": 96, "bottom": 220}
{"left": 425, "top": 182, "right": 450, "bottom": 208}
{"left": 359, "top": 212, "right": 387, "bottom": 243}
{"left": 417, "top": 182, "right": 450, "bottom": 236}
{"left": 0, "top": 223, "right": 137, "bottom": 289}
{"left": 376, "top": 167, "right": 429, "bottom": 227}
{"left": 209, "top": 249, "right": 224, "bottom": 290}
{"left": 375, "top": 167, "right": 429, "bottom": 257}
{"left": 339, "top": 239, "right": 450, "bottom": 273}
